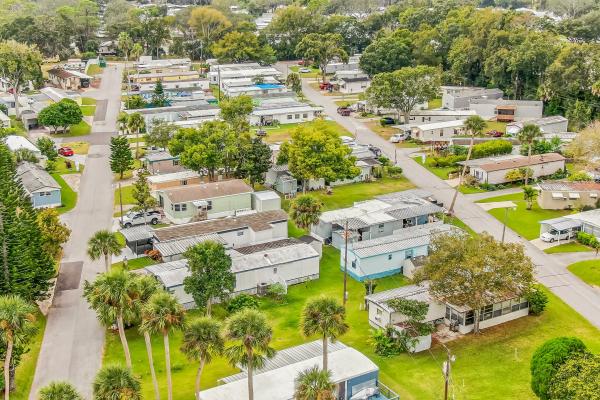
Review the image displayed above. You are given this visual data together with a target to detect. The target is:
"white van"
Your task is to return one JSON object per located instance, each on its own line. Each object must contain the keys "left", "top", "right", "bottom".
{"left": 540, "top": 229, "right": 576, "bottom": 243}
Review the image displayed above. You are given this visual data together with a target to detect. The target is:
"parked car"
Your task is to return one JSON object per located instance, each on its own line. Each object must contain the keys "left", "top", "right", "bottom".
{"left": 337, "top": 107, "right": 351, "bottom": 116}
{"left": 120, "top": 210, "right": 163, "bottom": 228}
{"left": 58, "top": 147, "right": 74, "bottom": 156}
{"left": 390, "top": 133, "right": 409, "bottom": 143}
{"left": 299, "top": 68, "right": 311, "bottom": 73}
{"left": 319, "top": 82, "right": 333, "bottom": 90}
{"left": 339, "top": 135, "right": 355, "bottom": 145}
{"left": 368, "top": 145, "right": 382, "bottom": 157}
{"left": 540, "top": 229, "right": 577, "bottom": 243}
{"left": 380, "top": 117, "right": 395, "bottom": 125}
{"left": 486, "top": 130, "right": 503, "bottom": 137}
{"left": 256, "top": 129, "right": 267, "bottom": 137}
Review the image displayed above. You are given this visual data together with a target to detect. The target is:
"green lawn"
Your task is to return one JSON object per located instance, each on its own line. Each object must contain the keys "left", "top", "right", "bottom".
{"left": 114, "top": 185, "right": 135, "bottom": 206}
{"left": 428, "top": 98, "right": 442, "bottom": 109}
{"left": 544, "top": 242, "right": 593, "bottom": 254}
{"left": 55, "top": 121, "right": 91, "bottom": 137}
{"left": 112, "top": 256, "right": 156, "bottom": 271}
{"left": 12, "top": 312, "right": 47, "bottom": 400}
{"left": 477, "top": 193, "right": 572, "bottom": 240}
{"left": 289, "top": 65, "right": 320, "bottom": 78}
{"left": 81, "top": 97, "right": 97, "bottom": 106}
{"left": 60, "top": 141, "right": 89, "bottom": 155}
{"left": 458, "top": 185, "right": 487, "bottom": 194}
{"left": 52, "top": 173, "right": 77, "bottom": 214}
{"left": 334, "top": 100, "right": 358, "bottom": 107}
{"left": 567, "top": 260, "right": 600, "bottom": 287}
{"left": 81, "top": 105, "right": 96, "bottom": 117}
{"left": 104, "top": 244, "right": 600, "bottom": 400}
{"left": 53, "top": 157, "right": 84, "bottom": 174}
{"left": 253, "top": 120, "right": 352, "bottom": 143}
{"left": 484, "top": 121, "right": 507, "bottom": 134}
{"left": 86, "top": 64, "right": 103, "bottom": 76}
{"left": 414, "top": 156, "right": 457, "bottom": 180}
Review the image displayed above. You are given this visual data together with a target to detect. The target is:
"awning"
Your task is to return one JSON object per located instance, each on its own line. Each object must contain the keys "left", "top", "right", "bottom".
{"left": 591, "top": 193, "right": 598, "bottom": 198}
{"left": 192, "top": 200, "right": 208, "bottom": 207}
{"left": 541, "top": 217, "right": 582, "bottom": 231}
{"left": 568, "top": 192, "right": 580, "bottom": 199}
{"left": 551, "top": 192, "right": 565, "bottom": 199}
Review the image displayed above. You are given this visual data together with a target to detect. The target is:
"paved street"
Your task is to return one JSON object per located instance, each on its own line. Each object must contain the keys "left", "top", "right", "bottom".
{"left": 30, "top": 64, "right": 123, "bottom": 399}
{"left": 287, "top": 66, "right": 600, "bottom": 329}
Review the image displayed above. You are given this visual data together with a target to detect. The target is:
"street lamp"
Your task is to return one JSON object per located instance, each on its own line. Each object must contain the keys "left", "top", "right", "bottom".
{"left": 501, "top": 206, "right": 517, "bottom": 244}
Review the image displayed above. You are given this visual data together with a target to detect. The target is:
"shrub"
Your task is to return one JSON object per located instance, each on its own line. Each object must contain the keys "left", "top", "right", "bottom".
{"left": 37, "top": 137, "right": 57, "bottom": 161}
{"left": 526, "top": 285, "right": 549, "bottom": 316}
{"left": 530, "top": 337, "right": 588, "bottom": 400}
{"left": 226, "top": 293, "right": 259, "bottom": 313}
{"left": 471, "top": 140, "right": 512, "bottom": 159}
{"left": 266, "top": 283, "right": 286, "bottom": 300}
{"left": 549, "top": 353, "right": 600, "bottom": 400}
{"left": 577, "top": 232, "right": 598, "bottom": 248}
{"left": 427, "top": 154, "right": 466, "bottom": 168}
{"left": 568, "top": 171, "right": 592, "bottom": 182}
{"left": 370, "top": 327, "right": 403, "bottom": 357}
{"left": 548, "top": 168, "right": 568, "bottom": 180}
{"left": 386, "top": 166, "right": 403, "bottom": 177}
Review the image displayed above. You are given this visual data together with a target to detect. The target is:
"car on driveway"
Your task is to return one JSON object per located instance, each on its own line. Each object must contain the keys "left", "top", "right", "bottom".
{"left": 390, "top": 133, "right": 409, "bottom": 143}
{"left": 58, "top": 147, "right": 74, "bottom": 156}
{"left": 299, "top": 68, "right": 311, "bottom": 73}
{"left": 120, "top": 210, "right": 163, "bottom": 228}
{"left": 337, "top": 107, "right": 351, "bottom": 116}
{"left": 540, "top": 229, "right": 577, "bottom": 243}
{"left": 380, "top": 117, "right": 396, "bottom": 125}
{"left": 486, "top": 130, "right": 503, "bottom": 137}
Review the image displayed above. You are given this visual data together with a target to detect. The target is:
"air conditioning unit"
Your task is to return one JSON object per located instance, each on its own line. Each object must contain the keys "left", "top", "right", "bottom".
{"left": 257, "top": 282, "right": 269, "bottom": 296}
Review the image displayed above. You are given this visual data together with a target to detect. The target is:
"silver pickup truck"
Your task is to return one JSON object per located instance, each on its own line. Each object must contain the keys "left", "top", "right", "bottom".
{"left": 120, "top": 210, "right": 163, "bottom": 228}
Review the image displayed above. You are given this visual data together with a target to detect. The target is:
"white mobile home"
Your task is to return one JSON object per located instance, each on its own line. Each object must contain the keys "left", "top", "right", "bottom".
{"left": 411, "top": 120, "right": 466, "bottom": 143}
{"left": 466, "top": 153, "right": 565, "bottom": 185}
{"left": 407, "top": 109, "right": 476, "bottom": 124}
{"left": 250, "top": 99, "right": 322, "bottom": 126}
{"left": 506, "top": 115, "right": 568, "bottom": 136}
{"left": 469, "top": 98, "right": 543, "bottom": 122}
{"left": 441, "top": 86, "right": 504, "bottom": 110}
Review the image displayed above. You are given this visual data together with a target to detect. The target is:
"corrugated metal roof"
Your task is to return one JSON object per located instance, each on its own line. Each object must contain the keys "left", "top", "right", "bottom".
{"left": 119, "top": 225, "right": 153, "bottom": 242}
{"left": 147, "top": 170, "right": 200, "bottom": 184}
{"left": 539, "top": 217, "right": 582, "bottom": 231}
{"left": 365, "top": 283, "right": 431, "bottom": 312}
{"left": 16, "top": 162, "right": 60, "bottom": 193}
{"left": 154, "top": 234, "right": 226, "bottom": 257}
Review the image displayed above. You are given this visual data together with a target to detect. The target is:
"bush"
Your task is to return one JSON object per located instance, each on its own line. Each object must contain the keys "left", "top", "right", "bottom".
{"left": 386, "top": 166, "right": 403, "bottom": 177}
{"left": 226, "top": 294, "right": 259, "bottom": 314}
{"left": 266, "top": 283, "right": 286, "bottom": 300}
{"left": 36, "top": 137, "right": 57, "bottom": 161}
{"left": 577, "top": 232, "right": 598, "bottom": 248}
{"left": 530, "top": 337, "right": 588, "bottom": 400}
{"left": 370, "top": 327, "right": 403, "bottom": 357}
{"left": 427, "top": 154, "right": 466, "bottom": 168}
{"left": 471, "top": 140, "right": 513, "bottom": 159}
{"left": 526, "top": 285, "right": 549, "bottom": 316}
{"left": 568, "top": 171, "right": 592, "bottom": 182}
{"left": 548, "top": 168, "right": 568, "bottom": 180}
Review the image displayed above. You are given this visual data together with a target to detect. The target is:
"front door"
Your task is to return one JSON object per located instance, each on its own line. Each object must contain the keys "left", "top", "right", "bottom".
{"left": 337, "top": 382, "right": 345, "bottom": 400}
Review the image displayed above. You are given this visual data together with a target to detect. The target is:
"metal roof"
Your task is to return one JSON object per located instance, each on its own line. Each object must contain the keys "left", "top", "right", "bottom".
{"left": 539, "top": 217, "right": 582, "bottom": 231}
{"left": 119, "top": 225, "right": 153, "bottom": 242}
{"left": 15, "top": 162, "right": 60, "bottom": 193}
{"left": 144, "top": 260, "right": 188, "bottom": 288}
{"left": 4, "top": 135, "right": 40, "bottom": 153}
{"left": 147, "top": 170, "right": 200, "bottom": 184}
{"left": 365, "top": 283, "right": 432, "bottom": 313}
{"left": 252, "top": 190, "right": 280, "bottom": 201}
{"left": 414, "top": 119, "right": 466, "bottom": 131}
{"left": 154, "top": 234, "right": 227, "bottom": 257}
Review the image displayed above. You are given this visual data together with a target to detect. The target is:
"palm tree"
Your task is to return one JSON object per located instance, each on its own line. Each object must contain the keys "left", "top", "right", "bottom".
{"left": 83, "top": 269, "right": 138, "bottom": 369}
{"left": 224, "top": 309, "right": 276, "bottom": 400}
{"left": 448, "top": 115, "right": 486, "bottom": 214}
{"left": 180, "top": 317, "right": 224, "bottom": 400}
{"left": 39, "top": 381, "right": 84, "bottom": 400}
{"left": 300, "top": 297, "right": 348, "bottom": 372}
{"left": 0, "top": 295, "right": 36, "bottom": 400}
{"left": 93, "top": 365, "right": 141, "bottom": 400}
{"left": 127, "top": 113, "right": 146, "bottom": 159}
{"left": 134, "top": 275, "right": 161, "bottom": 400}
{"left": 518, "top": 123, "right": 543, "bottom": 185}
{"left": 141, "top": 292, "right": 185, "bottom": 400}
{"left": 294, "top": 366, "right": 335, "bottom": 400}
{"left": 523, "top": 185, "right": 538, "bottom": 210}
{"left": 290, "top": 195, "right": 323, "bottom": 231}
{"left": 117, "top": 112, "right": 129, "bottom": 135}
{"left": 87, "top": 230, "right": 122, "bottom": 273}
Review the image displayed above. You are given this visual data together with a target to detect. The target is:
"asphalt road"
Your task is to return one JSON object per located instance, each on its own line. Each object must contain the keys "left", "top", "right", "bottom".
{"left": 280, "top": 63, "right": 600, "bottom": 329}
{"left": 30, "top": 64, "right": 123, "bottom": 398}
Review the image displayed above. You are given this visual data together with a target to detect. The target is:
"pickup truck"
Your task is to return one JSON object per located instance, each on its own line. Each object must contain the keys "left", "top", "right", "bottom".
{"left": 120, "top": 210, "right": 163, "bottom": 228}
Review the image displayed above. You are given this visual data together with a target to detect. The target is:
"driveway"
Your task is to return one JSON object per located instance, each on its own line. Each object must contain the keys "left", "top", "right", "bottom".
{"left": 30, "top": 64, "right": 124, "bottom": 399}
{"left": 290, "top": 70, "right": 600, "bottom": 330}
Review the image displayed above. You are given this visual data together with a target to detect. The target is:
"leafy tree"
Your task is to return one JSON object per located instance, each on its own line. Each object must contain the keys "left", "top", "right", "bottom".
{"left": 117, "top": 112, "right": 130, "bottom": 135}
{"left": 294, "top": 366, "right": 335, "bottom": 400}
{"left": 38, "top": 100, "right": 83, "bottom": 134}
{"left": 87, "top": 230, "right": 122, "bottom": 273}
{"left": 235, "top": 137, "right": 272, "bottom": 188}
{"left": 109, "top": 136, "right": 134, "bottom": 180}
{"left": 300, "top": 296, "right": 348, "bottom": 371}
{"left": 141, "top": 292, "right": 185, "bottom": 400}
{"left": 0, "top": 40, "right": 42, "bottom": 117}
{"left": 264, "top": 6, "right": 323, "bottom": 59}
{"left": 359, "top": 30, "right": 413, "bottom": 77}
{"left": 448, "top": 114, "right": 486, "bottom": 213}
{"left": 568, "top": 121, "right": 600, "bottom": 168}
{"left": 212, "top": 31, "right": 276, "bottom": 64}
{"left": 366, "top": 66, "right": 441, "bottom": 124}
{"left": 526, "top": 285, "right": 549, "bottom": 316}
{"left": 219, "top": 95, "right": 253, "bottom": 132}
{"left": 0, "top": 295, "right": 36, "bottom": 400}
{"left": 323, "top": 14, "right": 370, "bottom": 54}
{"left": 180, "top": 317, "right": 224, "bottom": 400}
{"left": 36, "top": 137, "right": 57, "bottom": 161}
{"left": 277, "top": 121, "right": 359, "bottom": 192}
{"left": 386, "top": 297, "right": 434, "bottom": 351}
{"left": 36, "top": 208, "right": 70, "bottom": 260}
{"left": 530, "top": 337, "right": 588, "bottom": 400}
{"left": 151, "top": 80, "right": 168, "bottom": 108}
{"left": 146, "top": 119, "right": 177, "bottom": 150}
{"left": 188, "top": 7, "right": 232, "bottom": 59}
{"left": 39, "top": 381, "right": 84, "bottom": 400}
{"left": 224, "top": 309, "right": 275, "bottom": 400}
{"left": 131, "top": 168, "right": 157, "bottom": 218}
{"left": 414, "top": 232, "right": 534, "bottom": 333}
{"left": 295, "top": 33, "right": 348, "bottom": 83}
{"left": 0, "top": 105, "right": 7, "bottom": 115}
{"left": 226, "top": 294, "right": 260, "bottom": 314}
{"left": 183, "top": 241, "right": 235, "bottom": 316}
{"left": 93, "top": 365, "right": 141, "bottom": 400}
{"left": 127, "top": 113, "right": 145, "bottom": 159}
{"left": 37, "top": 103, "right": 63, "bottom": 135}
{"left": 286, "top": 72, "right": 302, "bottom": 95}
{"left": 566, "top": 99, "right": 592, "bottom": 131}
{"left": 522, "top": 186, "right": 538, "bottom": 210}
{"left": 568, "top": 171, "right": 592, "bottom": 182}
{"left": 125, "top": 95, "right": 147, "bottom": 110}
{"left": 517, "top": 123, "right": 543, "bottom": 185}
{"left": 549, "top": 353, "right": 600, "bottom": 400}
{"left": 290, "top": 195, "right": 323, "bottom": 230}
{"left": 83, "top": 269, "right": 138, "bottom": 369}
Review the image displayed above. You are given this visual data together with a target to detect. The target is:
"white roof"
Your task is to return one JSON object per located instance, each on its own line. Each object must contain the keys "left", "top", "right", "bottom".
{"left": 365, "top": 283, "right": 432, "bottom": 313}
{"left": 147, "top": 170, "right": 200, "bottom": 184}
{"left": 564, "top": 209, "right": 600, "bottom": 228}
{"left": 252, "top": 190, "right": 280, "bottom": 201}
{"left": 252, "top": 104, "right": 322, "bottom": 116}
{"left": 414, "top": 119, "right": 466, "bottom": 131}
{"left": 4, "top": 135, "right": 40, "bottom": 153}
{"left": 412, "top": 109, "right": 477, "bottom": 116}
{"left": 200, "top": 342, "right": 378, "bottom": 400}
{"left": 230, "top": 243, "right": 319, "bottom": 273}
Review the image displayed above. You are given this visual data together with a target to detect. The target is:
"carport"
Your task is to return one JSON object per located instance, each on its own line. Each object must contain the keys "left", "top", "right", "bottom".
{"left": 119, "top": 225, "right": 154, "bottom": 255}
{"left": 538, "top": 217, "right": 582, "bottom": 238}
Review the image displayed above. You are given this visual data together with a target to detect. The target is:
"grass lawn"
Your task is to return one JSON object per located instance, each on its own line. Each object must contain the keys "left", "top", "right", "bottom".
{"left": 82, "top": 97, "right": 97, "bottom": 106}
{"left": 484, "top": 121, "right": 507, "bottom": 134}
{"left": 544, "top": 242, "right": 593, "bottom": 254}
{"left": 428, "top": 98, "right": 442, "bottom": 109}
{"left": 86, "top": 64, "right": 104, "bottom": 76}
{"left": 112, "top": 256, "right": 157, "bottom": 271}
{"left": 81, "top": 105, "right": 96, "bottom": 117}
{"left": 334, "top": 100, "right": 358, "bottom": 107}
{"left": 477, "top": 193, "right": 572, "bottom": 240}
{"left": 53, "top": 157, "right": 84, "bottom": 174}
{"left": 289, "top": 65, "right": 320, "bottom": 78}
{"left": 365, "top": 120, "right": 397, "bottom": 141}
{"left": 458, "top": 185, "right": 487, "bottom": 194}
{"left": 114, "top": 184, "right": 135, "bottom": 206}
{"left": 443, "top": 215, "right": 477, "bottom": 236}
{"left": 104, "top": 244, "right": 600, "bottom": 400}
{"left": 253, "top": 120, "right": 352, "bottom": 143}
{"left": 55, "top": 121, "right": 91, "bottom": 137}
{"left": 12, "top": 312, "right": 47, "bottom": 400}
{"left": 115, "top": 232, "right": 126, "bottom": 248}
{"left": 568, "top": 260, "right": 600, "bottom": 286}
{"left": 60, "top": 141, "right": 89, "bottom": 154}
{"left": 52, "top": 173, "right": 77, "bottom": 214}
{"left": 415, "top": 156, "right": 457, "bottom": 180}
{"left": 115, "top": 159, "right": 142, "bottom": 180}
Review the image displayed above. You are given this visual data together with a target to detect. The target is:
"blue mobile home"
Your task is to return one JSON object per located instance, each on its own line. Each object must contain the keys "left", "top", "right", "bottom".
{"left": 16, "top": 162, "right": 61, "bottom": 208}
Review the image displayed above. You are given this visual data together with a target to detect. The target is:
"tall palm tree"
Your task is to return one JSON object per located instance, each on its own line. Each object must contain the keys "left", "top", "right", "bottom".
{"left": 294, "top": 366, "right": 336, "bottom": 400}
{"left": 83, "top": 269, "right": 138, "bottom": 369}
{"left": 290, "top": 195, "right": 323, "bottom": 231}
{"left": 517, "top": 123, "right": 543, "bottom": 185}
{"left": 134, "top": 275, "right": 161, "bottom": 400}
{"left": 93, "top": 365, "right": 141, "bottom": 400}
{"left": 39, "top": 381, "right": 84, "bottom": 400}
{"left": 87, "top": 230, "right": 122, "bottom": 273}
{"left": 181, "top": 317, "right": 224, "bottom": 400}
{"left": 127, "top": 113, "right": 146, "bottom": 159}
{"left": 448, "top": 115, "right": 486, "bottom": 214}
{"left": 141, "top": 292, "right": 185, "bottom": 400}
{"left": 0, "top": 295, "right": 36, "bottom": 400}
{"left": 117, "top": 112, "right": 129, "bottom": 135}
{"left": 224, "top": 309, "right": 276, "bottom": 400}
{"left": 300, "top": 297, "right": 348, "bottom": 372}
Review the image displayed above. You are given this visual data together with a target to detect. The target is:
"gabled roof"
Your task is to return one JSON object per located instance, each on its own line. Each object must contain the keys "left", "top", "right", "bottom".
{"left": 16, "top": 162, "right": 60, "bottom": 193}
{"left": 160, "top": 179, "right": 253, "bottom": 203}
{"left": 475, "top": 153, "right": 565, "bottom": 172}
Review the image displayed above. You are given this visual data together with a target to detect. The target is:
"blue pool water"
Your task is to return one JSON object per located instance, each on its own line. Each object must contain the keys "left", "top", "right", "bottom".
{"left": 256, "top": 83, "right": 283, "bottom": 89}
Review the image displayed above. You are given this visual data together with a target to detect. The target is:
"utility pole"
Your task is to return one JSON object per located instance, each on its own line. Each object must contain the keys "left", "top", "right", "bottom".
{"left": 217, "top": 67, "right": 221, "bottom": 103}
{"left": 119, "top": 182, "right": 124, "bottom": 226}
{"left": 442, "top": 345, "right": 455, "bottom": 400}
{"left": 343, "top": 219, "right": 349, "bottom": 307}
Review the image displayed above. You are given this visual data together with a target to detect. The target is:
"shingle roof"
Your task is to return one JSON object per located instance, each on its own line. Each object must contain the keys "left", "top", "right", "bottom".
{"left": 153, "top": 209, "right": 288, "bottom": 242}
{"left": 16, "top": 162, "right": 60, "bottom": 193}
{"left": 476, "top": 153, "right": 565, "bottom": 172}
{"left": 160, "top": 179, "right": 253, "bottom": 203}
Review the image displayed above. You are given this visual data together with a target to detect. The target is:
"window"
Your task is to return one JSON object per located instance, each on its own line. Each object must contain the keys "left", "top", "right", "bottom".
{"left": 405, "top": 249, "right": 414, "bottom": 259}
{"left": 174, "top": 204, "right": 180, "bottom": 211}
{"left": 181, "top": 203, "right": 187, "bottom": 211}
{"left": 303, "top": 113, "right": 308, "bottom": 118}
{"left": 172, "top": 160, "right": 180, "bottom": 166}
{"left": 273, "top": 267, "right": 277, "bottom": 274}
{"left": 295, "top": 114, "right": 300, "bottom": 119}
{"left": 206, "top": 200, "right": 213, "bottom": 210}
{"left": 174, "top": 204, "right": 187, "bottom": 212}
{"left": 287, "top": 114, "right": 292, "bottom": 120}
{"left": 351, "top": 260, "right": 356, "bottom": 269}
{"left": 465, "top": 311, "right": 474, "bottom": 325}
{"left": 181, "top": 180, "right": 188, "bottom": 185}
{"left": 376, "top": 308, "right": 382, "bottom": 315}
{"left": 378, "top": 223, "right": 384, "bottom": 233}
{"left": 237, "top": 231, "right": 244, "bottom": 236}
{"left": 388, "top": 254, "right": 392, "bottom": 260}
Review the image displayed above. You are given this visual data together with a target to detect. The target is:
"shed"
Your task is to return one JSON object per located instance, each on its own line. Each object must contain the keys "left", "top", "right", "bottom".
{"left": 119, "top": 226, "right": 154, "bottom": 255}
{"left": 251, "top": 190, "right": 281, "bottom": 212}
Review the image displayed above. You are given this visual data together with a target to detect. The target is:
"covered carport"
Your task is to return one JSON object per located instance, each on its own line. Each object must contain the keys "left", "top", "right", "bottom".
{"left": 119, "top": 225, "right": 153, "bottom": 256}
{"left": 538, "top": 217, "right": 582, "bottom": 239}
